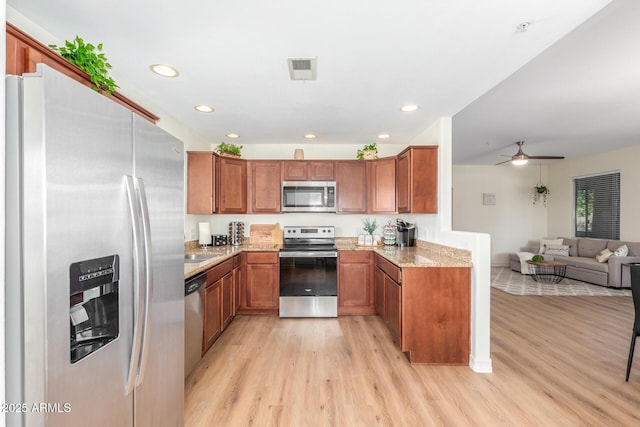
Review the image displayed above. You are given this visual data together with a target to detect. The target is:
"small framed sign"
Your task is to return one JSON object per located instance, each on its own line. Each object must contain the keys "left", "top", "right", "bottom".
{"left": 483, "top": 193, "right": 496, "bottom": 206}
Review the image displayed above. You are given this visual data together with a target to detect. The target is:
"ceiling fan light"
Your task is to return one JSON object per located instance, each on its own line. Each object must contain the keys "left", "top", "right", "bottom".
{"left": 512, "top": 157, "right": 528, "bottom": 166}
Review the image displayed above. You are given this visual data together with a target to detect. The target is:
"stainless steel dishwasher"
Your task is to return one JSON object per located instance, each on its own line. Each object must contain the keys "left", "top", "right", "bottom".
{"left": 184, "top": 272, "right": 206, "bottom": 378}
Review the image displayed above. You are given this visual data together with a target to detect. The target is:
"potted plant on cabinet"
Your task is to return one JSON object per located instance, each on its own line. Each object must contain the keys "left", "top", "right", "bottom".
{"left": 216, "top": 142, "right": 243, "bottom": 158}
{"left": 357, "top": 143, "right": 378, "bottom": 160}
{"left": 49, "top": 36, "right": 119, "bottom": 95}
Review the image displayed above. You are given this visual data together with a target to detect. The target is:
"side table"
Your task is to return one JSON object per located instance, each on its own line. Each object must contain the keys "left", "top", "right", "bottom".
{"left": 527, "top": 261, "right": 567, "bottom": 284}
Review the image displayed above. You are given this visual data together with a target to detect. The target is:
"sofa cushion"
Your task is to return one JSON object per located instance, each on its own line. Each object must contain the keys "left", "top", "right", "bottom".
{"left": 596, "top": 248, "right": 613, "bottom": 263}
{"left": 606, "top": 241, "right": 640, "bottom": 257}
{"left": 554, "top": 255, "right": 609, "bottom": 273}
{"left": 539, "top": 238, "right": 563, "bottom": 254}
{"left": 578, "top": 238, "right": 608, "bottom": 258}
{"left": 545, "top": 245, "right": 570, "bottom": 256}
{"left": 613, "top": 244, "right": 629, "bottom": 256}
{"left": 560, "top": 237, "right": 579, "bottom": 257}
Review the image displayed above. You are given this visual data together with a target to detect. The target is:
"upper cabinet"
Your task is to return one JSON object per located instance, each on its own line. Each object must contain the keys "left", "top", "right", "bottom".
{"left": 218, "top": 157, "right": 247, "bottom": 214}
{"left": 187, "top": 152, "right": 217, "bottom": 214}
{"left": 397, "top": 146, "right": 438, "bottom": 213}
{"left": 6, "top": 23, "right": 158, "bottom": 123}
{"left": 248, "top": 161, "right": 281, "bottom": 214}
{"left": 367, "top": 157, "right": 397, "bottom": 214}
{"left": 336, "top": 161, "right": 367, "bottom": 214}
{"left": 187, "top": 152, "right": 247, "bottom": 214}
{"left": 282, "top": 161, "right": 335, "bottom": 181}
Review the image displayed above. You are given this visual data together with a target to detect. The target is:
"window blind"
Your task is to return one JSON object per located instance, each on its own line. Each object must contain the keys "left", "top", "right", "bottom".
{"left": 574, "top": 172, "right": 620, "bottom": 240}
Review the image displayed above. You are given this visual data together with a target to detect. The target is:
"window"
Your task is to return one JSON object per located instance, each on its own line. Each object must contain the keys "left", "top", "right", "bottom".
{"left": 574, "top": 172, "right": 620, "bottom": 240}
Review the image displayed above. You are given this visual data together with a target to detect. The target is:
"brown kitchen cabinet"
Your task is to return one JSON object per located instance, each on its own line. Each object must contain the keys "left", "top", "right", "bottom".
{"left": 202, "top": 258, "right": 235, "bottom": 354}
{"left": 384, "top": 274, "right": 402, "bottom": 345}
{"left": 335, "top": 161, "right": 367, "bottom": 213}
{"left": 397, "top": 146, "right": 438, "bottom": 213}
{"left": 203, "top": 279, "right": 221, "bottom": 354}
{"left": 282, "top": 161, "right": 335, "bottom": 181}
{"left": 187, "top": 152, "right": 217, "bottom": 214}
{"left": 338, "top": 251, "right": 375, "bottom": 315}
{"left": 6, "top": 23, "right": 158, "bottom": 123}
{"left": 233, "top": 256, "right": 242, "bottom": 315}
{"left": 221, "top": 272, "right": 234, "bottom": 330}
{"left": 374, "top": 254, "right": 470, "bottom": 365}
{"left": 241, "top": 252, "right": 280, "bottom": 312}
{"left": 248, "top": 160, "right": 281, "bottom": 213}
{"left": 374, "top": 266, "right": 385, "bottom": 317}
{"left": 368, "top": 157, "right": 397, "bottom": 214}
{"left": 218, "top": 157, "right": 247, "bottom": 214}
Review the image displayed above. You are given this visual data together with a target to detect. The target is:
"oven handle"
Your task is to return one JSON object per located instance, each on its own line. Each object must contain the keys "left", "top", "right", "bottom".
{"left": 279, "top": 251, "right": 338, "bottom": 258}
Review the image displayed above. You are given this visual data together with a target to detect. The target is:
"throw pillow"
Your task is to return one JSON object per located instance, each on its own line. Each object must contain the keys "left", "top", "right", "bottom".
{"left": 614, "top": 244, "right": 629, "bottom": 257}
{"left": 595, "top": 248, "right": 613, "bottom": 263}
{"left": 545, "top": 244, "right": 570, "bottom": 256}
{"left": 539, "top": 239, "right": 563, "bottom": 254}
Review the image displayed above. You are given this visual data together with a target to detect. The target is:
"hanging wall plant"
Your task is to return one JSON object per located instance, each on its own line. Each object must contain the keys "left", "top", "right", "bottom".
{"left": 532, "top": 183, "right": 550, "bottom": 206}
{"left": 49, "top": 36, "right": 119, "bottom": 95}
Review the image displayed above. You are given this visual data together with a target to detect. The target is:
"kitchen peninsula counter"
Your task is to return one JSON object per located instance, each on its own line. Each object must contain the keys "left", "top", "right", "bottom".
{"left": 334, "top": 238, "right": 472, "bottom": 268}
{"left": 185, "top": 238, "right": 471, "bottom": 279}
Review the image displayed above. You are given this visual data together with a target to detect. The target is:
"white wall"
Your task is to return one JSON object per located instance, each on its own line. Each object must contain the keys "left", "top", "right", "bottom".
{"left": 547, "top": 143, "right": 640, "bottom": 241}
{"left": 453, "top": 164, "right": 549, "bottom": 265}
{"left": 2, "top": 4, "right": 8, "bottom": 424}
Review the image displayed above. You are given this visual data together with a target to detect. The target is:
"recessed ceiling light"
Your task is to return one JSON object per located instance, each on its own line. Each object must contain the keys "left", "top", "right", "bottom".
{"left": 149, "top": 64, "right": 179, "bottom": 77}
{"left": 400, "top": 105, "right": 420, "bottom": 112}
{"left": 304, "top": 134, "right": 317, "bottom": 139}
{"left": 377, "top": 134, "right": 390, "bottom": 139}
{"left": 226, "top": 133, "right": 240, "bottom": 138}
{"left": 194, "top": 105, "right": 214, "bottom": 113}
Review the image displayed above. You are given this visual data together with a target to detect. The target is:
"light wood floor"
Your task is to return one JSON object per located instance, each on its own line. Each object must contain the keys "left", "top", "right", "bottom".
{"left": 185, "top": 289, "right": 640, "bottom": 426}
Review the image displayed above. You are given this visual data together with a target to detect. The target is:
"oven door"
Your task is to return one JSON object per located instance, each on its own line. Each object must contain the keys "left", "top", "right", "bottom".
{"left": 279, "top": 251, "right": 337, "bottom": 317}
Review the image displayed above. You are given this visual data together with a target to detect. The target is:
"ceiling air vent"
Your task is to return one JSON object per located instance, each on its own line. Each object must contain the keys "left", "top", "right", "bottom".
{"left": 287, "top": 57, "right": 317, "bottom": 80}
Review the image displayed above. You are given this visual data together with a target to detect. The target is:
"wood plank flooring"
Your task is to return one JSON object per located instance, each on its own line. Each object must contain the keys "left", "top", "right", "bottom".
{"left": 185, "top": 289, "right": 640, "bottom": 426}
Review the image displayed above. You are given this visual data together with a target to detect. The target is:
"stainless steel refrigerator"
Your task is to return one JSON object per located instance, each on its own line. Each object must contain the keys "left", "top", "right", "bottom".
{"left": 5, "top": 64, "right": 185, "bottom": 426}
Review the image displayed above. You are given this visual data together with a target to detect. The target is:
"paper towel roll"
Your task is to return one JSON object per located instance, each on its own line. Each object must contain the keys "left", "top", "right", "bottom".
{"left": 198, "top": 222, "right": 211, "bottom": 245}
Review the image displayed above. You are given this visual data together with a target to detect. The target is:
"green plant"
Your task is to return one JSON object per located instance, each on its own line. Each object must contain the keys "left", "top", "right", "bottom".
{"left": 49, "top": 36, "right": 119, "bottom": 95}
{"left": 361, "top": 217, "right": 378, "bottom": 235}
{"left": 531, "top": 254, "right": 545, "bottom": 262}
{"left": 357, "top": 143, "right": 378, "bottom": 160}
{"left": 532, "top": 183, "right": 550, "bottom": 206}
{"left": 215, "top": 142, "right": 243, "bottom": 156}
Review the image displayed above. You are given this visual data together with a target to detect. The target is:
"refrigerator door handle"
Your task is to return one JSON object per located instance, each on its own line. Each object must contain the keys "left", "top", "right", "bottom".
{"left": 124, "top": 176, "right": 145, "bottom": 395}
{"left": 134, "top": 177, "right": 153, "bottom": 386}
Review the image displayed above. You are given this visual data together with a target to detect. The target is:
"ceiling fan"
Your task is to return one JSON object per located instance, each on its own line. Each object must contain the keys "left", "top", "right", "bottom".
{"left": 496, "top": 141, "right": 565, "bottom": 165}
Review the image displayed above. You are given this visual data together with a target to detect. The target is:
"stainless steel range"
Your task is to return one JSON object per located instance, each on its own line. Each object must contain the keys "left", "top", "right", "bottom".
{"left": 279, "top": 226, "right": 338, "bottom": 317}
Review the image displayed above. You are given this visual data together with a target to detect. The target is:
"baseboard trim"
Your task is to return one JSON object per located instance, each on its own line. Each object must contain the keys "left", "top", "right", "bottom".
{"left": 469, "top": 355, "right": 493, "bottom": 373}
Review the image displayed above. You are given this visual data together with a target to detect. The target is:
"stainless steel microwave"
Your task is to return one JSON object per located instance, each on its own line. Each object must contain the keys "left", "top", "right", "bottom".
{"left": 281, "top": 181, "right": 336, "bottom": 213}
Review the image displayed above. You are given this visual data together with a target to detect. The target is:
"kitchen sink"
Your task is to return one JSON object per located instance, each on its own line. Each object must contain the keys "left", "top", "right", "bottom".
{"left": 184, "top": 253, "right": 218, "bottom": 263}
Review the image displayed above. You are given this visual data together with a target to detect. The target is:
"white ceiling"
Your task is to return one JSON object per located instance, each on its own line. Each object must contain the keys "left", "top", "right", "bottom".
{"left": 9, "top": 0, "right": 637, "bottom": 164}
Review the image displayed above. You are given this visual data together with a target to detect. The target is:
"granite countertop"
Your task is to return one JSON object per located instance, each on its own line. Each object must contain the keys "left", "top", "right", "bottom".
{"left": 334, "top": 238, "right": 473, "bottom": 268}
{"left": 184, "top": 238, "right": 471, "bottom": 279}
{"left": 184, "top": 243, "right": 280, "bottom": 278}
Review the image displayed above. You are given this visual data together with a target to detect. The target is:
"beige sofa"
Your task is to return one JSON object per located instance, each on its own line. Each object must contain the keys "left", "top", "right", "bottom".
{"left": 509, "top": 237, "right": 640, "bottom": 288}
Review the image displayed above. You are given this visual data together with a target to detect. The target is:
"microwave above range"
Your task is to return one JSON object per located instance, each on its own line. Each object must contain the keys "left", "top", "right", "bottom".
{"left": 281, "top": 181, "right": 336, "bottom": 213}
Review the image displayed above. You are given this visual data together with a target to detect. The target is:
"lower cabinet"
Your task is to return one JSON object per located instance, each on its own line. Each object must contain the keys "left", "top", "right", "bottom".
{"left": 202, "top": 256, "right": 239, "bottom": 355}
{"left": 221, "top": 272, "right": 234, "bottom": 329}
{"left": 233, "top": 257, "right": 242, "bottom": 315}
{"left": 338, "top": 251, "right": 374, "bottom": 314}
{"left": 384, "top": 275, "right": 401, "bottom": 345}
{"left": 203, "top": 280, "right": 221, "bottom": 354}
{"left": 374, "top": 254, "right": 470, "bottom": 365}
{"left": 241, "top": 252, "right": 280, "bottom": 312}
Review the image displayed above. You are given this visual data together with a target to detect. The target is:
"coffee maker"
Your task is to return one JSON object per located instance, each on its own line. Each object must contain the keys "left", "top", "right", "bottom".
{"left": 396, "top": 219, "right": 416, "bottom": 247}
